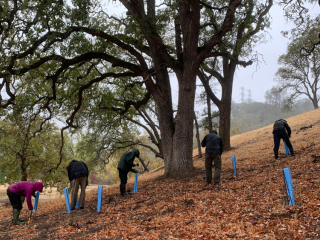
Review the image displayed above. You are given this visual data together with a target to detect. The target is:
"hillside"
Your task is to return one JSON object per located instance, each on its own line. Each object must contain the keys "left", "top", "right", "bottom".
{"left": 230, "top": 99, "right": 314, "bottom": 135}
{"left": 1, "top": 109, "right": 320, "bottom": 239}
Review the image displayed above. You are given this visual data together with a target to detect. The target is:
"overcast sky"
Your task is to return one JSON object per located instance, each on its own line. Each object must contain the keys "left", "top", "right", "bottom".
{"left": 232, "top": 5, "right": 297, "bottom": 103}
{"left": 225, "top": 3, "right": 319, "bottom": 104}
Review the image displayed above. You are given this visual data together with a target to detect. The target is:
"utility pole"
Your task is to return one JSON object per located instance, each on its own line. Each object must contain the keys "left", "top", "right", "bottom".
{"left": 240, "top": 86, "right": 245, "bottom": 103}
{"left": 247, "top": 89, "right": 252, "bottom": 103}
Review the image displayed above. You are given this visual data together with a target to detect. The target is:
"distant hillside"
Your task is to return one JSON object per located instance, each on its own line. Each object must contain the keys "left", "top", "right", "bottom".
{"left": 231, "top": 98, "right": 314, "bottom": 135}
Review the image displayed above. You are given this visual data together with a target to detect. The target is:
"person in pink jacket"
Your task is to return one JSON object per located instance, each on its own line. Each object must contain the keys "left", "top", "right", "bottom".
{"left": 7, "top": 181, "right": 43, "bottom": 225}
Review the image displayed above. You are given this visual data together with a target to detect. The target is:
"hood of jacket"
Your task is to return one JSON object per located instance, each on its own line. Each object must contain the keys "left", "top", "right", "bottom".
{"left": 34, "top": 182, "right": 43, "bottom": 193}
{"left": 276, "top": 119, "right": 286, "bottom": 123}
{"left": 210, "top": 130, "right": 218, "bottom": 134}
{"left": 133, "top": 149, "right": 140, "bottom": 158}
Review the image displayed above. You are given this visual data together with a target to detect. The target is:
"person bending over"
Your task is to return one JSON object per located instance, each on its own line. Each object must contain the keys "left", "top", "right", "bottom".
{"left": 273, "top": 119, "right": 295, "bottom": 159}
{"left": 67, "top": 160, "right": 89, "bottom": 210}
{"left": 7, "top": 181, "right": 43, "bottom": 225}
{"left": 117, "top": 149, "right": 139, "bottom": 196}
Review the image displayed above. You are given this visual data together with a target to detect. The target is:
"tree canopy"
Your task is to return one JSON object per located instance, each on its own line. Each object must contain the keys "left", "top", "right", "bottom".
{"left": 276, "top": 20, "right": 320, "bottom": 109}
{"left": 0, "top": 0, "right": 244, "bottom": 177}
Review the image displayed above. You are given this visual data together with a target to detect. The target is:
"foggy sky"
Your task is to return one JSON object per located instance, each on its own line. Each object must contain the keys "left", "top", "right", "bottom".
{"left": 232, "top": 4, "right": 319, "bottom": 103}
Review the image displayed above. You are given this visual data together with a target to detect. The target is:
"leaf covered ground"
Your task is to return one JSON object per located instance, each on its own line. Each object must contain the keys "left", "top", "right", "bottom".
{"left": 1, "top": 109, "right": 320, "bottom": 239}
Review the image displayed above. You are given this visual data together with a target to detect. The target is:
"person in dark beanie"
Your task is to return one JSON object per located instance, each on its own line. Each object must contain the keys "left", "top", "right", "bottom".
{"left": 7, "top": 181, "right": 43, "bottom": 225}
{"left": 117, "top": 149, "right": 140, "bottom": 196}
{"left": 67, "top": 160, "right": 89, "bottom": 210}
{"left": 273, "top": 119, "right": 295, "bottom": 159}
{"left": 201, "top": 130, "right": 223, "bottom": 185}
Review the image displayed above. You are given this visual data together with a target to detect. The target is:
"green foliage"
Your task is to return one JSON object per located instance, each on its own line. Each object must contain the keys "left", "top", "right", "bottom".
{"left": 0, "top": 116, "right": 73, "bottom": 193}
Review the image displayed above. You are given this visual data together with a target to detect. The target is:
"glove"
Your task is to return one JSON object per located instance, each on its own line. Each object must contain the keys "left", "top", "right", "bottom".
{"left": 32, "top": 209, "right": 36, "bottom": 214}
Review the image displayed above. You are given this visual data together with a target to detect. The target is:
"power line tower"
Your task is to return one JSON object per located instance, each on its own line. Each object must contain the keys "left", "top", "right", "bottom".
{"left": 240, "top": 86, "right": 245, "bottom": 103}
{"left": 247, "top": 89, "right": 252, "bottom": 103}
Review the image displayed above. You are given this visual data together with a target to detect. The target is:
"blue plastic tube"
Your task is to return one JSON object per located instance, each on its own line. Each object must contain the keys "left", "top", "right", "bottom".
{"left": 134, "top": 173, "right": 139, "bottom": 193}
{"left": 97, "top": 186, "right": 103, "bottom": 212}
{"left": 284, "top": 141, "right": 290, "bottom": 155}
{"left": 64, "top": 188, "right": 71, "bottom": 214}
{"left": 283, "top": 168, "right": 295, "bottom": 206}
{"left": 33, "top": 191, "right": 40, "bottom": 213}
{"left": 232, "top": 156, "right": 237, "bottom": 176}
{"left": 76, "top": 196, "right": 79, "bottom": 209}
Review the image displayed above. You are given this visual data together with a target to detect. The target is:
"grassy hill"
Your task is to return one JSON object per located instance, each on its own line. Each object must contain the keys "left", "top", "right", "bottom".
{"left": 1, "top": 109, "right": 320, "bottom": 239}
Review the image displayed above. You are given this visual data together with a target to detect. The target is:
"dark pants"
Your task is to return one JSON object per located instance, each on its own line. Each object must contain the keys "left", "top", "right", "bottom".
{"left": 273, "top": 129, "right": 293, "bottom": 152}
{"left": 205, "top": 152, "right": 222, "bottom": 184}
{"left": 118, "top": 169, "right": 128, "bottom": 194}
{"left": 7, "top": 189, "right": 22, "bottom": 210}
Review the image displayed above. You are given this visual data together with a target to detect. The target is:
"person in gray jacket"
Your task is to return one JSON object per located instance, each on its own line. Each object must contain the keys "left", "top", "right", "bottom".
{"left": 201, "top": 130, "right": 223, "bottom": 185}
{"left": 273, "top": 119, "right": 295, "bottom": 159}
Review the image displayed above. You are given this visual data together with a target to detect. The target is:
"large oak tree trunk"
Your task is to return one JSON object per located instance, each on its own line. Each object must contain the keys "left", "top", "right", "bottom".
{"left": 150, "top": 68, "right": 198, "bottom": 176}
{"left": 149, "top": 61, "right": 198, "bottom": 177}
{"left": 152, "top": 72, "right": 196, "bottom": 177}
{"left": 147, "top": 68, "right": 175, "bottom": 176}
{"left": 163, "top": 1, "right": 201, "bottom": 176}
{"left": 169, "top": 73, "right": 197, "bottom": 176}
{"left": 146, "top": 1, "right": 200, "bottom": 177}
{"left": 219, "top": 59, "right": 237, "bottom": 150}
{"left": 152, "top": 71, "right": 198, "bottom": 177}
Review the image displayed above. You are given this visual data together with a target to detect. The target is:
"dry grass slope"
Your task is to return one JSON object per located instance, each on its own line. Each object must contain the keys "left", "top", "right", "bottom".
{"left": 0, "top": 108, "right": 320, "bottom": 239}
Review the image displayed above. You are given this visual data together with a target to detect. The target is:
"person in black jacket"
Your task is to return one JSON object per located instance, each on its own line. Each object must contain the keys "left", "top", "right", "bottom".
{"left": 117, "top": 149, "right": 139, "bottom": 196}
{"left": 66, "top": 160, "right": 89, "bottom": 210}
{"left": 273, "top": 119, "right": 295, "bottom": 159}
{"left": 201, "top": 130, "right": 223, "bottom": 185}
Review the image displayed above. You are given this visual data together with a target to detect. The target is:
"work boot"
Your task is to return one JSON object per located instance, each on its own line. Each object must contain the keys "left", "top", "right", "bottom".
{"left": 274, "top": 151, "right": 279, "bottom": 159}
{"left": 121, "top": 192, "right": 130, "bottom": 196}
{"left": 12, "top": 209, "right": 25, "bottom": 225}
{"left": 288, "top": 146, "right": 296, "bottom": 156}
